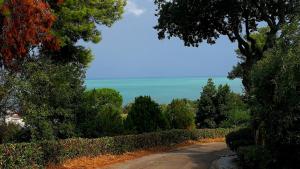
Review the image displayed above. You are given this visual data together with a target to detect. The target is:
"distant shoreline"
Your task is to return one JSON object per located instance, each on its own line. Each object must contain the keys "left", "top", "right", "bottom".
{"left": 85, "top": 76, "right": 240, "bottom": 81}
{"left": 85, "top": 77, "right": 243, "bottom": 105}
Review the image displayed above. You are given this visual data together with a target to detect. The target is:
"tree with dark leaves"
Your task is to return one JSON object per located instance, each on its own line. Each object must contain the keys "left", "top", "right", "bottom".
{"left": 155, "top": 0, "right": 299, "bottom": 92}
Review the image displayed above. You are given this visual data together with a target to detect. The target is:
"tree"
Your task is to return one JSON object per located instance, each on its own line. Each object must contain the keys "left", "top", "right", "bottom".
{"left": 196, "top": 78, "right": 217, "bottom": 128}
{"left": 43, "top": 0, "right": 126, "bottom": 66}
{"left": 125, "top": 96, "right": 167, "bottom": 133}
{"left": 250, "top": 20, "right": 300, "bottom": 168}
{"left": 220, "top": 93, "right": 250, "bottom": 128}
{"left": 155, "top": 0, "right": 299, "bottom": 92}
{"left": 196, "top": 78, "right": 248, "bottom": 128}
{"left": 228, "top": 27, "right": 270, "bottom": 80}
{"left": 78, "top": 88, "right": 124, "bottom": 137}
{"left": 215, "top": 84, "right": 232, "bottom": 124}
{"left": 0, "top": 0, "right": 59, "bottom": 68}
{"left": 19, "top": 59, "right": 85, "bottom": 141}
{"left": 166, "top": 99, "right": 195, "bottom": 129}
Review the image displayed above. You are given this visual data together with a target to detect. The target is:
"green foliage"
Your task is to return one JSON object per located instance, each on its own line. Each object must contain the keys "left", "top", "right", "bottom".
{"left": 155, "top": 0, "right": 298, "bottom": 92}
{"left": 196, "top": 78, "right": 248, "bottom": 128}
{"left": 220, "top": 93, "right": 250, "bottom": 128}
{"left": 196, "top": 78, "right": 217, "bottom": 128}
{"left": 0, "top": 143, "right": 44, "bottom": 169}
{"left": 43, "top": 0, "right": 125, "bottom": 66}
{"left": 78, "top": 88, "right": 124, "bottom": 137}
{"left": 0, "top": 71, "right": 19, "bottom": 122}
{"left": 237, "top": 145, "right": 272, "bottom": 169}
{"left": 96, "top": 105, "right": 124, "bottom": 136}
{"left": 0, "top": 123, "right": 21, "bottom": 144}
{"left": 45, "top": 44, "right": 95, "bottom": 67}
{"left": 19, "top": 59, "right": 86, "bottom": 141}
{"left": 165, "top": 99, "right": 195, "bottom": 129}
{"left": 83, "top": 88, "right": 123, "bottom": 109}
{"left": 50, "top": 0, "right": 125, "bottom": 45}
{"left": 125, "top": 96, "right": 167, "bottom": 133}
{"left": 250, "top": 20, "right": 300, "bottom": 168}
{"left": 220, "top": 109, "right": 250, "bottom": 128}
{"left": 0, "top": 128, "right": 233, "bottom": 168}
{"left": 228, "top": 27, "right": 270, "bottom": 81}
{"left": 226, "top": 128, "right": 255, "bottom": 151}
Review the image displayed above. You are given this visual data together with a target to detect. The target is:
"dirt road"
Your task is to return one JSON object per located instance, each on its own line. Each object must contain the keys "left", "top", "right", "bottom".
{"left": 102, "top": 142, "right": 230, "bottom": 169}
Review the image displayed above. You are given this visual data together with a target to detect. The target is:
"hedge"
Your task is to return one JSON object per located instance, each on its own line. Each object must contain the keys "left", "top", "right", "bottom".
{"left": 225, "top": 127, "right": 255, "bottom": 151}
{"left": 0, "top": 128, "right": 233, "bottom": 169}
{"left": 237, "top": 145, "right": 271, "bottom": 169}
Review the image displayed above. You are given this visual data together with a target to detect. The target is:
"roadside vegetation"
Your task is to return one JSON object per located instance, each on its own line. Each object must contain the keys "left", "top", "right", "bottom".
{"left": 155, "top": 0, "right": 299, "bottom": 168}
{"left": 0, "top": 0, "right": 299, "bottom": 169}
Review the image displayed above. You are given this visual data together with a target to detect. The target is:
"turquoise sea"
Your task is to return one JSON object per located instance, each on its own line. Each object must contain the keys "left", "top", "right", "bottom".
{"left": 85, "top": 77, "right": 243, "bottom": 105}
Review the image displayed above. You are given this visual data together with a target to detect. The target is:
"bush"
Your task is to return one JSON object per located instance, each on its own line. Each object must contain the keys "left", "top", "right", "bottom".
{"left": 0, "top": 128, "right": 233, "bottom": 168}
{"left": 0, "top": 123, "right": 31, "bottom": 144}
{"left": 0, "top": 143, "right": 44, "bottom": 169}
{"left": 125, "top": 96, "right": 167, "bottom": 133}
{"left": 220, "top": 109, "right": 250, "bottom": 128}
{"left": 88, "top": 105, "right": 124, "bottom": 137}
{"left": 226, "top": 127, "right": 255, "bottom": 151}
{"left": 237, "top": 145, "right": 271, "bottom": 169}
{"left": 78, "top": 88, "right": 124, "bottom": 137}
{"left": 166, "top": 99, "right": 195, "bottom": 129}
{"left": 0, "top": 123, "right": 20, "bottom": 144}
{"left": 19, "top": 59, "right": 85, "bottom": 141}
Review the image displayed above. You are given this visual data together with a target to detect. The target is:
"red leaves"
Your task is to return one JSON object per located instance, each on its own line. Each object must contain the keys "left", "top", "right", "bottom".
{"left": 0, "top": 0, "right": 60, "bottom": 67}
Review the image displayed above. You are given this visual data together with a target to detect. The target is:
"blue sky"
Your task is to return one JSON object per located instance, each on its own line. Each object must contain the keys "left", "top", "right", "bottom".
{"left": 85, "top": 0, "right": 238, "bottom": 79}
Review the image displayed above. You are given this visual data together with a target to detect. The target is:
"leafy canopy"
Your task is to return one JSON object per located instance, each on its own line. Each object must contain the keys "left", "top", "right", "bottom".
{"left": 126, "top": 96, "right": 167, "bottom": 133}
{"left": 19, "top": 59, "right": 85, "bottom": 141}
{"left": 44, "top": 0, "right": 126, "bottom": 66}
{"left": 77, "top": 88, "right": 123, "bottom": 137}
{"left": 48, "top": 0, "right": 125, "bottom": 45}
{"left": 0, "top": 0, "right": 59, "bottom": 68}
{"left": 155, "top": 0, "right": 299, "bottom": 92}
{"left": 250, "top": 20, "right": 300, "bottom": 168}
{"left": 166, "top": 99, "right": 196, "bottom": 129}
{"left": 196, "top": 78, "right": 248, "bottom": 128}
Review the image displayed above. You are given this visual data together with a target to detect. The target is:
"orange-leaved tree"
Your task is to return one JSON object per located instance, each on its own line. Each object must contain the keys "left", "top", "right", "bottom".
{"left": 0, "top": 0, "right": 60, "bottom": 68}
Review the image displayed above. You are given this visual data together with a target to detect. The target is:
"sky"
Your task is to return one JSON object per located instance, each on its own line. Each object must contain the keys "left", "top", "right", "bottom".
{"left": 85, "top": 0, "right": 239, "bottom": 79}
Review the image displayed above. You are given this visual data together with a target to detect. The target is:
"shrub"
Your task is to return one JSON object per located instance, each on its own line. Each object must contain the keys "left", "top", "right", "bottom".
{"left": 226, "top": 127, "right": 255, "bottom": 151}
{"left": 166, "top": 99, "right": 195, "bottom": 129}
{"left": 82, "top": 88, "right": 123, "bottom": 109}
{"left": 125, "top": 96, "right": 167, "bottom": 133}
{"left": 0, "top": 123, "right": 21, "bottom": 144}
{"left": 19, "top": 59, "right": 85, "bottom": 141}
{"left": 220, "top": 109, "right": 250, "bottom": 128}
{"left": 0, "top": 128, "right": 233, "bottom": 168}
{"left": 237, "top": 145, "right": 271, "bottom": 169}
{"left": 0, "top": 143, "right": 44, "bottom": 169}
{"left": 89, "top": 105, "right": 124, "bottom": 137}
{"left": 0, "top": 123, "right": 31, "bottom": 144}
{"left": 78, "top": 88, "right": 124, "bottom": 137}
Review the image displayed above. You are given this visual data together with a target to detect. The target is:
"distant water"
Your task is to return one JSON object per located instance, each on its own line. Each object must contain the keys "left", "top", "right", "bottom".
{"left": 85, "top": 77, "right": 243, "bottom": 105}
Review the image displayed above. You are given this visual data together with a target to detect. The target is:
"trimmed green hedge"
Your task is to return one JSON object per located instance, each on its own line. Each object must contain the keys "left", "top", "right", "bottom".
{"left": 0, "top": 128, "right": 233, "bottom": 169}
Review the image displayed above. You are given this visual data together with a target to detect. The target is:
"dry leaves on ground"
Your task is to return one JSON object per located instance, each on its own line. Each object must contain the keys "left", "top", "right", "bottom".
{"left": 47, "top": 138, "right": 225, "bottom": 169}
